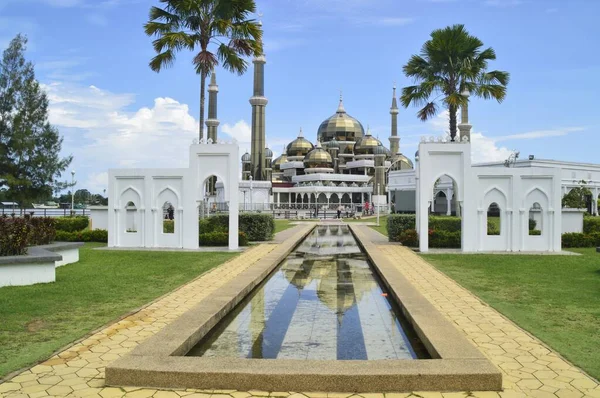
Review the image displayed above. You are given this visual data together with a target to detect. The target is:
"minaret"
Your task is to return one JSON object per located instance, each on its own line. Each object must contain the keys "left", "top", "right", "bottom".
{"left": 458, "top": 89, "right": 472, "bottom": 141}
{"left": 249, "top": 54, "right": 268, "bottom": 180}
{"left": 206, "top": 72, "right": 219, "bottom": 143}
{"left": 389, "top": 84, "right": 400, "bottom": 155}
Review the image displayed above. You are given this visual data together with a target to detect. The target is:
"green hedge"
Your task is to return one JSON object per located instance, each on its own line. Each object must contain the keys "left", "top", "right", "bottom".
{"left": 387, "top": 215, "right": 416, "bottom": 240}
{"left": 583, "top": 217, "right": 600, "bottom": 234}
{"left": 0, "top": 215, "right": 56, "bottom": 256}
{"left": 54, "top": 216, "right": 89, "bottom": 232}
{"left": 199, "top": 231, "right": 248, "bottom": 246}
{"left": 55, "top": 229, "right": 108, "bottom": 243}
{"left": 562, "top": 232, "right": 600, "bottom": 248}
{"left": 398, "top": 229, "right": 418, "bottom": 247}
{"left": 429, "top": 230, "right": 461, "bottom": 248}
{"left": 429, "top": 216, "right": 461, "bottom": 232}
{"left": 199, "top": 214, "right": 275, "bottom": 241}
{"left": 163, "top": 220, "right": 174, "bottom": 233}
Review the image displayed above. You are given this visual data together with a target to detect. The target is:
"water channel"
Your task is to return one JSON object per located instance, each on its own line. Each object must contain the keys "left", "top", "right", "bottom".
{"left": 187, "top": 225, "right": 429, "bottom": 360}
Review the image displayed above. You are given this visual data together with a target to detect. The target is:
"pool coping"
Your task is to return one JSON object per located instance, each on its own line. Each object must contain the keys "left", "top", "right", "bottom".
{"left": 105, "top": 223, "right": 502, "bottom": 392}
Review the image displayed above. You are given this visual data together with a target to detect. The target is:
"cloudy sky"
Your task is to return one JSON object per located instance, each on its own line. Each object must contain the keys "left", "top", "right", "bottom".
{"left": 1, "top": 0, "right": 598, "bottom": 193}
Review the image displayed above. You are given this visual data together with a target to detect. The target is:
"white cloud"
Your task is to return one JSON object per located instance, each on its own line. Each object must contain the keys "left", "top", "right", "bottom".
{"left": 85, "top": 172, "right": 108, "bottom": 194}
{"left": 221, "top": 120, "right": 251, "bottom": 143}
{"left": 470, "top": 132, "right": 513, "bottom": 163}
{"left": 494, "top": 127, "right": 585, "bottom": 142}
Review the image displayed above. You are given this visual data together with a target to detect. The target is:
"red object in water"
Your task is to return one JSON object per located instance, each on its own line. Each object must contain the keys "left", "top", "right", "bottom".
{"left": 381, "top": 293, "right": 388, "bottom": 297}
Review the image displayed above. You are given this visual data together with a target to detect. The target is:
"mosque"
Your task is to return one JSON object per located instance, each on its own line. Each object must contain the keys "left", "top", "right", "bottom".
{"left": 210, "top": 53, "right": 600, "bottom": 217}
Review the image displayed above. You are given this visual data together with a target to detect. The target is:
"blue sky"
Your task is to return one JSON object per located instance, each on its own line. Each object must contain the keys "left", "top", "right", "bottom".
{"left": 1, "top": 0, "right": 598, "bottom": 193}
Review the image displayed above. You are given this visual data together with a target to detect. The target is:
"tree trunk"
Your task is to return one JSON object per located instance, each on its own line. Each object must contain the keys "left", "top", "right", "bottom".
{"left": 449, "top": 104, "right": 458, "bottom": 141}
{"left": 199, "top": 72, "right": 206, "bottom": 141}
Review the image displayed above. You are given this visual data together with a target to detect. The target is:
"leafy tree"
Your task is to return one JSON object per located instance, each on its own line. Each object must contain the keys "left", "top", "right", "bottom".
{"left": 0, "top": 34, "right": 72, "bottom": 206}
{"left": 562, "top": 181, "right": 592, "bottom": 209}
{"left": 144, "top": 0, "right": 263, "bottom": 140}
{"left": 401, "top": 24, "right": 510, "bottom": 140}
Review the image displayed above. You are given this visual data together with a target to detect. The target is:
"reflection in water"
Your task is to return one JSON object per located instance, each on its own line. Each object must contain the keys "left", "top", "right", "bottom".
{"left": 187, "top": 225, "right": 428, "bottom": 360}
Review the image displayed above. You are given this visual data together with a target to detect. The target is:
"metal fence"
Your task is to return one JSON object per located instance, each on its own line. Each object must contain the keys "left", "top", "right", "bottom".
{"left": 199, "top": 202, "right": 381, "bottom": 219}
{"left": 0, "top": 208, "right": 90, "bottom": 217}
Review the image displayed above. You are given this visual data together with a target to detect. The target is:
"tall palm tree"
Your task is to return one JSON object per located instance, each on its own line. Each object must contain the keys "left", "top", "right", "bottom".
{"left": 144, "top": 0, "right": 263, "bottom": 140}
{"left": 401, "top": 24, "right": 509, "bottom": 141}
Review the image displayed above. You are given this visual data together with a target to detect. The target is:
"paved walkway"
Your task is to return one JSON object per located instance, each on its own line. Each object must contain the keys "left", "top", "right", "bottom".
{"left": 1, "top": 227, "right": 599, "bottom": 398}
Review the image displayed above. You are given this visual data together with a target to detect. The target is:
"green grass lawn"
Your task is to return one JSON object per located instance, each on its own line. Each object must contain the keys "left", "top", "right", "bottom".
{"left": 422, "top": 248, "right": 600, "bottom": 380}
{"left": 274, "top": 219, "right": 295, "bottom": 235}
{"left": 0, "top": 243, "right": 237, "bottom": 378}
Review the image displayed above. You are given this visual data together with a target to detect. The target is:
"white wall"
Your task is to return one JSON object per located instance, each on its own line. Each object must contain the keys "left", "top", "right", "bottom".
{"left": 562, "top": 209, "right": 586, "bottom": 233}
{"left": 108, "top": 142, "right": 240, "bottom": 250}
{"left": 89, "top": 206, "right": 108, "bottom": 230}
{"left": 417, "top": 140, "right": 562, "bottom": 253}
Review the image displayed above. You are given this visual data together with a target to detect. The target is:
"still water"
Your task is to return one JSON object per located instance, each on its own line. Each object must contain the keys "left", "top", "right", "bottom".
{"left": 187, "top": 225, "right": 428, "bottom": 360}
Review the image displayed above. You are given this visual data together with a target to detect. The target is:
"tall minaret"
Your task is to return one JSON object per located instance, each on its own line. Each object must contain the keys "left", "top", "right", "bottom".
{"left": 249, "top": 54, "right": 268, "bottom": 180}
{"left": 206, "top": 72, "right": 219, "bottom": 143}
{"left": 458, "top": 89, "right": 472, "bottom": 141}
{"left": 389, "top": 84, "right": 400, "bottom": 155}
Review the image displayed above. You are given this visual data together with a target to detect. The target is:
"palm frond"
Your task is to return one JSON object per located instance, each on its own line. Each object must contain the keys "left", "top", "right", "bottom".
{"left": 416, "top": 102, "right": 438, "bottom": 122}
{"left": 149, "top": 50, "right": 176, "bottom": 72}
{"left": 217, "top": 43, "right": 247, "bottom": 74}
{"left": 474, "top": 84, "right": 507, "bottom": 102}
{"left": 192, "top": 50, "right": 218, "bottom": 75}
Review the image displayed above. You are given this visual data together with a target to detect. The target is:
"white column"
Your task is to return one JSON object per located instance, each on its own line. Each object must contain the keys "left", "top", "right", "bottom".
{"left": 446, "top": 189, "right": 451, "bottom": 216}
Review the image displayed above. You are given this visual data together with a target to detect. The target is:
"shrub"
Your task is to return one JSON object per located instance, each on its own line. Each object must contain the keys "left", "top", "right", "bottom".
{"left": 0, "top": 215, "right": 32, "bottom": 256}
{"left": 239, "top": 213, "right": 275, "bottom": 241}
{"left": 429, "top": 230, "right": 461, "bottom": 248}
{"left": 398, "top": 229, "right": 418, "bottom": 247}
{"left": 429, "top": 216, "right": 461, "bottom": 232}
{"left": 54, "top": 216, "right": 89, "bottom": 232}
{"left": 529, "top": 218, "right": 537, "bottom": 231}
{"left": 199, "top": 231, "right": 248, "bottom": 246}
{"left": 55, "top": 229, "right": 108, "bottom": 243}
{"left": 163, "top": 220, "right": 174, "bottom": 233}
{"left": 387, "top": 215, "right": 416, "bottom": 241}
{"left": 529, "top": 230, "right": 542, "bottom": 236}
{"left": 199, "top": 214, "right": 275, "bottom": 241}
{"left": 487, "top": 220, "right": 500, "bottom": 235}
{"left": 583, "top": 217, "right": 600, "bottom": 234}
{"left": 29, "top": 217, "right": 56, "bottom": 245}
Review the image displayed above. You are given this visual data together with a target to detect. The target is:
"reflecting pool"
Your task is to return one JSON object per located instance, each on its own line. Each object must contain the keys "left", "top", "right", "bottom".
{"left": 187, "top": 225, "right": 428, "bottom": 360}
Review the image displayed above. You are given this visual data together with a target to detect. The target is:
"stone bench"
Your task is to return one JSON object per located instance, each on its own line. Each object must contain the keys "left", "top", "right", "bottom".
{"left": 0, "top": 242, "right": 84, "bottom": 287}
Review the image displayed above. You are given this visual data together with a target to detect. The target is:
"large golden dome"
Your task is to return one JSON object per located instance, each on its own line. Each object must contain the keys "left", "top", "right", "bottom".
{"left": 353, "top": 130, "right": 383, "bottom": 155}
{"left": 303, "top": 142, "right": 333, "bottom": 168}
{"left": 390, "top": 153, "right": 414, "bottom": 170}
{"left": 286, "top": 128, "right": 314, "bottom": 157}
{"left": 317, "top": 97, "right": 365, "bottom": 143}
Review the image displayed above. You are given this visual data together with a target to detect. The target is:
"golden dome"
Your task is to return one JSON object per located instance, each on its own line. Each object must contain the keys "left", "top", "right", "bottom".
{"left": 317, "top": 97, "right": 365, "bottom": 143}
{"left": 271, "top": 152, "right": 288, "bottom": 172}
{"left": 353, "top": 130, "right": 383, "bottom": 155}
{"left": 390, "top": 153, "right": 414, "bottom": 170}
{"left": 287, "top": 128, "right": 314, "bottom": 157}
{"left": 303, "top": 142, "right": 333, "bottom": 168}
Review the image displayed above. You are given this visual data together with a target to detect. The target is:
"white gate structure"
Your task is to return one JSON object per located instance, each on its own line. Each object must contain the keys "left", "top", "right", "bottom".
{"left": 108, "top": 140, "right": 240, "bottom": 250}
{"left": 416, "top": 139, "right": 562, "bottom": 253}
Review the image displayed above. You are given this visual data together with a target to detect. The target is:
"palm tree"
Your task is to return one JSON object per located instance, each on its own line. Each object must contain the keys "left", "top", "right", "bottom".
{"left": 144, "top": 0, "right": 263, "bottom": 140}
{"left": 401, "top": 24, "right": 509, "bottom": 141}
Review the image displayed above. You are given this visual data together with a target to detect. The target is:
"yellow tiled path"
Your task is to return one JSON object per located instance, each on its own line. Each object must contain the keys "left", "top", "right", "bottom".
{"left": 376, "top": 245, "right": 600, "bottom": 398}
{"left": 1, "top": 242, "right": 599, "bottom": 398}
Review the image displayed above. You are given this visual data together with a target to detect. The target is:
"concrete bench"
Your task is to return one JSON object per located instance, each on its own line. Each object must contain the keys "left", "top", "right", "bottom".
{"left": 0, "top": 242, "right": 84, "bottom": 287}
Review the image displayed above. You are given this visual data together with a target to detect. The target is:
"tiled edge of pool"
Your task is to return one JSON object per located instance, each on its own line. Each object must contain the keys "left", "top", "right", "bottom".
{"left": 105, "top": 223, "right": 502, "bottom": 393}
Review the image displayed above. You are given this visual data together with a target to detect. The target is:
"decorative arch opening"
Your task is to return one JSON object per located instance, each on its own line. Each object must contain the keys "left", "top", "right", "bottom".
{"left": 486, "top": 202, "right": 501, "bottom": 236}
{"left": 125, "top": 201, "right": 137, "bottom": 233}
{"left": 330, "top": 193, "right": 340, "bottom": 204}
{"left": 162, "top": 201, "right": 175, "bottom": 234}
{"left": 529, "top": 202, "right": 542, "bottom": 236}
{"left": 201, "top": 175, "right": 226, "bottom": 216}
{"left": 427, "top": 174, "right": 461, "bottom": 250}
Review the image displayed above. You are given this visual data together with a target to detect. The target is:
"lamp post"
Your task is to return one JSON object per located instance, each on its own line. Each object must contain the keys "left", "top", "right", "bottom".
{"left": 71, "top": 170, "right": 75, "bottom": 216}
